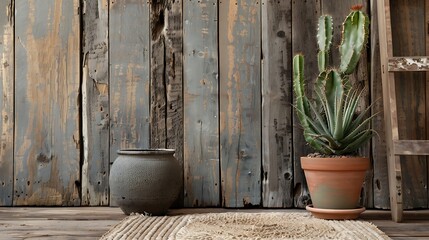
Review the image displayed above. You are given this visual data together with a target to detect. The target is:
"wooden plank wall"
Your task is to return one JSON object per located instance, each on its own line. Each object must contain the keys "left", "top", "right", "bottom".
{"left": 14, "top": 0, "right": 81, "bottom": 206}
{"left": 0, "top": 0, "right": 14, "bottom": 206}
{"left": 0, "top": 0, "right": 428, "bottom": 209}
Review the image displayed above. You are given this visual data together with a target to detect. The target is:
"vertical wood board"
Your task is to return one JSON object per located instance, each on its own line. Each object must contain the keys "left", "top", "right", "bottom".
{"left": 150, "top": 0, "right": 184, "bottom": 207}
{"left": 261, "top": 0, "right": 293, "bottom": 208}
{"left": 81, "top": 0, "right": 109, "bottom": 206}
{"left": 14, "top": 0, "right": 81, "bottom": 206}
{"left": 150, "top": 1, "right": 167, "bottom": 149}
{"left": 165, "top": 0, "right": 184, "bottom": 207}
{"left": 371, "top": 0, "right": 390, "bottom": 209}
{"left": 109, "top": 0, "right": 150, "bottom": 162}
{"left": 219, "top": 0, "right": 262, "bottom": 207}
{"left": 291, "top": 0, "right": 320, "bottom": 208}
{"left": 183, "top": 0, "right": 220, "bottom": 207}
{"left": 0, "top": 0, "right": 14, "bottom": 206}
{"left": 391, "top": 0, "right": 427, "bottom": 209}
{"left": 165, "top": 0, "right": 184, "bottom": 163}
{"left": 424, "top": 0, "right": 429, "bottom": 208}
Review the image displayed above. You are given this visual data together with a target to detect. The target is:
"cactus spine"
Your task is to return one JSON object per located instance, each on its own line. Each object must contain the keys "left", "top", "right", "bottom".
{"left": 292, "top": 7, "right": 372, "bottom": 155}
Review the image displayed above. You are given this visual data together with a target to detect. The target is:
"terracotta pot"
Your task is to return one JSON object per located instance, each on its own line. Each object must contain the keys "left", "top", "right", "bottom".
{"left": 110, "top": 149, "right": 182, "bottom": 215}
{"left": 301, "top": 156, "right": 370, "bottom": 210}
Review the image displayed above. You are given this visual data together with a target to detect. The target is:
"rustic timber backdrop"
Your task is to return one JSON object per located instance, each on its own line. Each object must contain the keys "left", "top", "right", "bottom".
{"left": 0, "top": 0, "right": 428, "bottom": 209}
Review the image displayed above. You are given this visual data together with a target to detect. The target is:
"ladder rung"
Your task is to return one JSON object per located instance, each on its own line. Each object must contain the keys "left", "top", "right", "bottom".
{"left": 393, "top": 140, "right": 429, "bottom": 155}
{"left": 388, "top": 57, "right": 429, "bottom": 72}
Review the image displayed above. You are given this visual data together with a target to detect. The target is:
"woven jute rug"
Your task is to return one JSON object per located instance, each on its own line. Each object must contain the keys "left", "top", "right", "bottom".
{"left": 100, "top": 212, "right": 391, "bottom": 240}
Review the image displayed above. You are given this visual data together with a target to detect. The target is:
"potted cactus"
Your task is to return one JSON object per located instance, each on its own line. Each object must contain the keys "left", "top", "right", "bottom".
{"left": 293, "top": 5, "right": 374, "bottom": 220}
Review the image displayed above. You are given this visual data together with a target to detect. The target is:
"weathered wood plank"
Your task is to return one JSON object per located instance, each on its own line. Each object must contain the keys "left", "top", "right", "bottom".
{"left": 81, "top": 0, "right": 109, "bottom": 206}
{"left": 150, "top": 0, "right": 184, "bottom": 207}
{"left": 391, "top": 0, "right": 427, "bottom": 209}
{"left": 0, "top": 207, "right": 124, "bottom": 239}
{"left": 291, "top": 0, "right": 320, "bottom": 208}
{"left": 0, "top": 0, "right": 14, "bottom": 206}
{"left": 150, "top": 1, "right": 167, "bottom": 150}
{"left": 321, "top": 0, "right": 373, "bottom": 208}
{"left": 219, "top": 0, "right": 261, "bottom": 207}
{"left": 371, "top": 0, "right": 390, "bottom": 209}
{"left": 261, "top": 0, "right": 293, "bottom": 208}
{"left": 377, "top": 0, "right": 403, "bottom": 221}
{"left": 1, "top": 208, "right": 429, "bottom": 239}
{"left": 150, "top": 0, "right": 185, "bottom": 154}
{"left": 109, "top": 0, "right": 150, "bottom": 206}
{"left": 183, "top": 0, "right": 219, "bottom": 207}
{"left": 393, "top": 140, "right": 429, "bottom": 155}
{"left": 388, "top": 57, "right": 429, "bottom": 72}
{"left": 426, "top": 0, "right": 429, "bottom": 209}
{"left": 14, "top": 0, "right": 81, "bottom": 205}
{"left": 109, "top": 0, "right": 150, "bottom": 161}
{"left": 165, "top": 0, "right": 184, "bottom": 207}
{"left": 165, "top": 0, "right": 184, "bottom": 166}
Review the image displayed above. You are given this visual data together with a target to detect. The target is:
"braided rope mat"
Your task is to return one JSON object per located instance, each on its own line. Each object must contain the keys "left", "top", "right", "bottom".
{"left": 101, "top": 212, "right": 391, "bottom": 239}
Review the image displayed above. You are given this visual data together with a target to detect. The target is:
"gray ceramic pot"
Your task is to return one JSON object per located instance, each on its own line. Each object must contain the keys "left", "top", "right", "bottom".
{"left": 109, "top": 149, "right": 181, "bottom": 215}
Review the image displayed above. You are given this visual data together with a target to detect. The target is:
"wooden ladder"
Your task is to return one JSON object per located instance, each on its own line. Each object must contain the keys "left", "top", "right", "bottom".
{"left": 377, "top": 0, "right": 429, "bottom": 222}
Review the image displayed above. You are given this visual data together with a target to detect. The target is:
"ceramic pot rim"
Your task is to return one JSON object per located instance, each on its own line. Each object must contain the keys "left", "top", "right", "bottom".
{"left": 117, "top": 148, "right": 175, "bottom": 155}
{"left": 301, "top": 156, "right": 370, "bottom": 171}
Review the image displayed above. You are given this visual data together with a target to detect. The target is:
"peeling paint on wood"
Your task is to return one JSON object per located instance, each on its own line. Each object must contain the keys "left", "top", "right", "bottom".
{"left": 183, "top": 0, "right": 220, "bottom": 207}
{"left": 14, "top": 0, "right": 81, "bottom": 206}
{"left": 0, "top": 0, "right": 14, "bottom": 206}
{"left": 261, "top": 0, "right": 293, "bottom": 208}
{"left": 81, "top": 0, "right": 109, "bottom": 206}
{"left": 388, "top": 57, "right": 429, "bottom": 72}
{"left": 219, "top": 0, "right": 261, "bottom": 208}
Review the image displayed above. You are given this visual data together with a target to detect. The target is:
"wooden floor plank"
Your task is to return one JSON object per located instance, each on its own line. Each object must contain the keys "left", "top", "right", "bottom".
{"left": 0, "top": 208, "right": 428, "bottom": 239}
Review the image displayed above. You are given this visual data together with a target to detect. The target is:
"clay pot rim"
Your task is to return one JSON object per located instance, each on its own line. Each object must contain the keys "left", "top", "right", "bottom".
{"left": 117, "top": 148, "right": 175, "bottom": 155}
{"left": 301, "top": 156, "right": 370, "bottom": 171}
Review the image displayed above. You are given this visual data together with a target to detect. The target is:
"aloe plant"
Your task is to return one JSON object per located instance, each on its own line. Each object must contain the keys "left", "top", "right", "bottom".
{"left": 293, "top": 5, "right": 374, "bottom": 155}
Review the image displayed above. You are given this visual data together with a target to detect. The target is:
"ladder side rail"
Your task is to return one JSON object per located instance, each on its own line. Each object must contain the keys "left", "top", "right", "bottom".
{"left": 377, "top": 0, "right": 403, "bottom": 222}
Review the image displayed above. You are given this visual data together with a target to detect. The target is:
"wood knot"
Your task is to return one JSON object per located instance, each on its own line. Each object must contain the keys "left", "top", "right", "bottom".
{"left": 36, "top": 153, "right": 51, "bottom": 163}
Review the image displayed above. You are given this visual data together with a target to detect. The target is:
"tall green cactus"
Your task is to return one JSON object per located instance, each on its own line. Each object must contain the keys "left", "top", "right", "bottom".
{"left": 293, "top": 6, "right": 374, "bottom": 156}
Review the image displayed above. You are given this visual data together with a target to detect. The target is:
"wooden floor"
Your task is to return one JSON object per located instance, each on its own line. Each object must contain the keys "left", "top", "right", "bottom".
{"left": 0, "top": 207, "right": 428, "bottom": 239}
